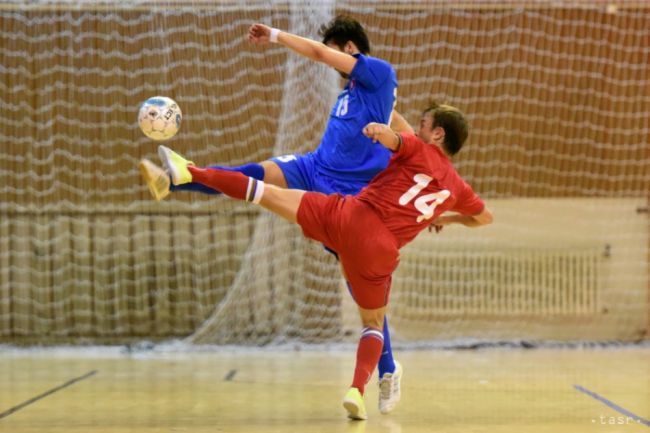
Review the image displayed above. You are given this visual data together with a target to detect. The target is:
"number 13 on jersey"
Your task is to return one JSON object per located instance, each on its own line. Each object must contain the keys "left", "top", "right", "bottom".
{"left": 335, "top": 93, "right": 349, "bottom": 117}
{"left": 399, "top": 174, "right": 450, "bottom": 223}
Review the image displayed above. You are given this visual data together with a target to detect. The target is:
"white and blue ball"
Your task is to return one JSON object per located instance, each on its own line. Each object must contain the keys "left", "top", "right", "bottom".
{"left": 138, "top": 96, "right": 182, "bottom": 141}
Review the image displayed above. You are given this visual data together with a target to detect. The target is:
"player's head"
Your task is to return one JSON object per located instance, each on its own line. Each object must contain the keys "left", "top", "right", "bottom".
{"left": 417, "top": 102, "right": 469, "bottom": 156}
{"left": 319, "top": 15, "right": 371, "bottom": 54}
{"left": 319, "top": 15, "right": 370, "bottom": 79}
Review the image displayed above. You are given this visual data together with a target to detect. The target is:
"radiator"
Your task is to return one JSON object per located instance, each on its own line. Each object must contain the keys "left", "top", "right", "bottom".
{"left": 398, "top": 247, "right": 603, "bottom": 317}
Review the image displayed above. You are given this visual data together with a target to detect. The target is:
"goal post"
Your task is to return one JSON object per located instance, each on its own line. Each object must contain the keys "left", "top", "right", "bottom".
{"left": 0, "top": 0, "right": 648, "bottom": 345}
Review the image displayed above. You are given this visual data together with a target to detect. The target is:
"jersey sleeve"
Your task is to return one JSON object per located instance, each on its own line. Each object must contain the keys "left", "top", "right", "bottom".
{"left": 453, "top": 180, "right": 485, "bottom": 216}
{"left": 350, "top": 54, "right": 394, "bottom": 91}
{"left": 392, "top": 132, "right": 421, "bottom": 161}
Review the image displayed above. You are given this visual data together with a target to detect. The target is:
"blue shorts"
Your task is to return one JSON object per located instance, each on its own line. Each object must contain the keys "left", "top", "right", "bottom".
{"left": 270, "top": 152, "right": 368, "bottom": 196}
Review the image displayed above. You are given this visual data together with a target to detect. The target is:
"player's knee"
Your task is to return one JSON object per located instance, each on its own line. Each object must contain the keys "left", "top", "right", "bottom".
{"left": 359, "top": 307, "right": 385, "bottom": 330}
{"left": 260, "top": 160, "right": 288, "bottom": 188}
{"left": 259, "top": 185, "right": 304, "bottom": 224}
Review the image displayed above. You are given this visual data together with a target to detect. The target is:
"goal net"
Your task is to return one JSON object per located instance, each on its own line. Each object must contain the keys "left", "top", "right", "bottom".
{"left": 0, "top": 0, "right": 648, "bottom": 345}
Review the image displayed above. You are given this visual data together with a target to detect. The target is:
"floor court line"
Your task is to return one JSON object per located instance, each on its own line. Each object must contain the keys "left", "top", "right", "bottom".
{"left": 574, "top": 384, "right": 650, "bottom": 427}
{"left": 224, "top": 369, "right": 238, "bottom": 381}
{"left": 0, "top": 370, "right": 98, "bottom": 420}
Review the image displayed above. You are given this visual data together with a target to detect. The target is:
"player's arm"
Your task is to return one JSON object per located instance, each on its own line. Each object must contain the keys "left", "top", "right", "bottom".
{"left": 432, "top": 207, "right": 494, "bottom": 228}
{"left": 389, "top": 110, "right": 415, "bottom": 134}
{"left": 248, "top": 23, "right": 357, "bottom": 76}
{"left": 362, "top": 122, "right": 401, "bottom": 151}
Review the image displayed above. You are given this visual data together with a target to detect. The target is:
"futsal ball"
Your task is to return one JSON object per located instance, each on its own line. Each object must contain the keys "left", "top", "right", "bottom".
{"left": 138, "top": 96, "right": 182, "bottom": 141}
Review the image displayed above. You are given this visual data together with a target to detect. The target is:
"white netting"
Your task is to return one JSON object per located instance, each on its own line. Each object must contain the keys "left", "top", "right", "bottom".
{"left": 0, "top": 1, "right": 648, "bottom": 345}
{"left": 190, "top": 0, "right": 344, "bottom": 344}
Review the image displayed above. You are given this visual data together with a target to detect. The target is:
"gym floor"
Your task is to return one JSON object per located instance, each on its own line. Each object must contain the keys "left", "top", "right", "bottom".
{"left": 0, "top": 347, "right": 648, "bottom": 432}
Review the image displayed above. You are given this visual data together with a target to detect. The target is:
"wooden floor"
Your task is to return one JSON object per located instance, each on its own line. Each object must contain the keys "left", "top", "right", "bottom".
{"left": 0, "top": 347, "right": 648, "bottom": 432}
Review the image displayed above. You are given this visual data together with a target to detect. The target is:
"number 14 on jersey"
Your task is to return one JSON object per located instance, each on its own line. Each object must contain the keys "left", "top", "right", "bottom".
{"left": 399, "top": 174, "right": 450, "bottom": 223}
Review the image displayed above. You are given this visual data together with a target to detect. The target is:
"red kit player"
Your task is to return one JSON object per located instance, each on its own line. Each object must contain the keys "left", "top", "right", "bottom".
{"left": 155, "top": 102, "right": 493, "bottom": 420}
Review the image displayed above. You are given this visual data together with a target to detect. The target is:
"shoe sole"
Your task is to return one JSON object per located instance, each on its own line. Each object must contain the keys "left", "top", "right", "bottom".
{"left": 379, "top": 403, "right": 397, "bottom": 415}
{"left": 158, "top": 145, "right": 183, "bottom": 186}
{"left": 138, "top": 160, "right": 169, "bottom": 201}
{"left": 343, "top": 400, "right": 367, "bottom": 421}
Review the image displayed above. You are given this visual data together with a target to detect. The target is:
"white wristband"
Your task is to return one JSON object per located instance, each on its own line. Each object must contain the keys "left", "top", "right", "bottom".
{"left": 269, "top": 28, "right": 280, "bottom": 43}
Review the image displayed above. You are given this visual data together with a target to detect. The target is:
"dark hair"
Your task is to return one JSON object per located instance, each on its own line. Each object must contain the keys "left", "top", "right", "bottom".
{"left": 318, "top": 15, "right": 371, "bottom": 54}
{"left": 423, "top": 102, "right": 469, "bottom": 156}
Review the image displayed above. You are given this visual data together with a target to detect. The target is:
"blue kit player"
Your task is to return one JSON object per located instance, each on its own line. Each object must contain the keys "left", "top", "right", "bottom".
{"left": 140, "top": 16, "right": 408, "bottom": 414}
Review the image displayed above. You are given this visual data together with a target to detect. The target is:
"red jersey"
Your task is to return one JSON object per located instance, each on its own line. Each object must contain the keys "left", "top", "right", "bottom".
{"left": 357, "top": 132, "right": 484, "bottom": 248}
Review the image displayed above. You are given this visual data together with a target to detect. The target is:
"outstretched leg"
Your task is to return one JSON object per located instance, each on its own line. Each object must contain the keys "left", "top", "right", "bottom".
{"left": 171, "top": 162, "right": 268, "bottom": 194}
{"left": 140, "top": 153, "right": 288, "bottom": 200}
{"left": 188, "top": 165, "right": 305, "bottom": 223}
{"left": 156, "top": 145, "right": 305, "bottom": 223}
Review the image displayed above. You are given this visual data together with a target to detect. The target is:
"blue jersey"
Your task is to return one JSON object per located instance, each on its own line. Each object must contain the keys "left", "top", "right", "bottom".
{"left": 174, "top": 54, "right": 398, "bottom": 198}
{"left": 313, "top": 54, "right": 397, "bottom": 183}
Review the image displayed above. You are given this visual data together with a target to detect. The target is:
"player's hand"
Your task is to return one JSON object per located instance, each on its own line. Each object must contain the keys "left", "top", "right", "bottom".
{"left": 363, "top": 122, "right": 388, "bottom": 143}
{"left": 428, "top": 215, "right": 450, "bottom": 233}
{"left": 248, "top": 24, "right": 271, "bottom": 44}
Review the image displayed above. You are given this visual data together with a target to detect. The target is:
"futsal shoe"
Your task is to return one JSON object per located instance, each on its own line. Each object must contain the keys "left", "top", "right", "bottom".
{"left": 138, "top": 159, "right": 170, "bottom": 201}
{"left": 157, "top": 145, "right": 194, "bottom": 186}
{"left": 342, "top": 387, "right": 368, "bottom": 420}
{"left": 378, "top": 360, "right": 402, "bottom": 414}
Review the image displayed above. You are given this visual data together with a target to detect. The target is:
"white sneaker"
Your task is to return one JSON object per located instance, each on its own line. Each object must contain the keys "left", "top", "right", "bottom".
{"left": 157, "top": 145, "right": 194, "bottom": 186}
{"left": 378, "top": 360, "right": 402, "bottom": 414}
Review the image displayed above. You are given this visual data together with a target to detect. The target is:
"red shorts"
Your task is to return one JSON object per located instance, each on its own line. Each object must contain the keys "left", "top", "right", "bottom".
{"left": 296, "top": 192, "right": 400, "bottom": 309}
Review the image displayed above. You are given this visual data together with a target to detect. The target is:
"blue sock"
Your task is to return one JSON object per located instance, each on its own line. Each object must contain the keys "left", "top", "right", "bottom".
{"left": 170, "top": 162, "right": 265, "bottom": 194}
{"left": 377, "top": 315, "right": 396, "bottom": 378}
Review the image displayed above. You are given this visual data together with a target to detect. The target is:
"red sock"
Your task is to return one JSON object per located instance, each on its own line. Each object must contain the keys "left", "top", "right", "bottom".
{"left": 351, "top": 327, "right": 384, "bottom": 395}
{"left": 188, "top": 166, "right": 264, "bottom": 203}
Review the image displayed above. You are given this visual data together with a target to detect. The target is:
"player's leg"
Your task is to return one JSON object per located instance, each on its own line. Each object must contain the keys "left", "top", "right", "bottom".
{"left": 323, "top": 175, "right": 399, "bottom": 385}
{"left": 336, "top": 201, "right": 400, "bottom": 420}
{"left": 378, "top": 316, "right": 396, "bottom": 377}
{"left": 171, "top": 159, "right": 287, "bottom": 193}
{"left": 343, "top": 305, "right": 385, "bottom": 421}
{"left": 139, "top": 151, "right": 294, "bottom": 200}
{"left": 377, "top": 315, "right": 402, "bottom": 414}
{"left": 292, "top": 183, "right": 396, "bottom": 409}
{"left": 170, "top": 161, "right": 268, "bottom": 194}
{"left": 344, "top": 287, "right": 400, "bottom": 415}
{"left": 139, "top": 157, "right": 268, "bottom": 199}
{"left": 257, "top": 183, "right": 304, "bottom": 223}
{"left": 188, "top": 167, "right": 304, "bottom": 223}
{"left": 155, "top": 145, "right": 306, "bottom": 224}
{"left": 259, "top": 160, "right": 289, "bottom": 188}
{"left": 339, "top": 259, "right": 399, "bottom": 412}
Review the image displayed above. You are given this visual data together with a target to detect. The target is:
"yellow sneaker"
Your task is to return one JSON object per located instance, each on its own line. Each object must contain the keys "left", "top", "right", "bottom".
{"left": 138, "top": 159, "right": 170, "bottom": 201}
{"left": 342, "top": 387, "right": 367, "bottom": 420}
{"left": 157, "top": 145, "right": 194, "bottom": 186}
